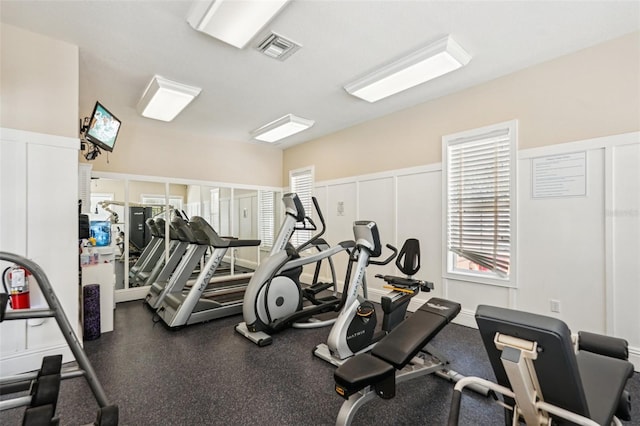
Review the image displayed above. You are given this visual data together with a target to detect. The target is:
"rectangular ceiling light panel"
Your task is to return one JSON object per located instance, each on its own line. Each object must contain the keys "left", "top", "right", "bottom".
{"left": 187, "top": 0, "right": 291, "bottom": 49}
{"left": 251, "top": 114, "right": 315, "bottom": 143}
{"left": 344, "top": 35, "right": 472, "bottom": 103}
{"left": 137, "top": 76, "right": 202, "bottom": 122}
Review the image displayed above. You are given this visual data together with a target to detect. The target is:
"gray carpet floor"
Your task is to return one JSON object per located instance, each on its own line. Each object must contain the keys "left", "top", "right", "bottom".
{"left": 1, "top": 300, "right": 638, "bottom": 425}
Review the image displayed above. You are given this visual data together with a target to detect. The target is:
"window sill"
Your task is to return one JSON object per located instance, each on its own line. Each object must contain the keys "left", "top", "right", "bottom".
{"left": 443, "top": 270, "right": 515, "bottom": 288}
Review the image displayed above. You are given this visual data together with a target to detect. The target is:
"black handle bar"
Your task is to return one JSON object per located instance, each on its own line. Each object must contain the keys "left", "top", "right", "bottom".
{"left": 312, "top": 197, "right": 325, "bottom": 229}
{"left": 369, "top": 244, "right": 397, "bottom": 266}
{"left": 295, "top": 196, "right": 327, "bottom": 252}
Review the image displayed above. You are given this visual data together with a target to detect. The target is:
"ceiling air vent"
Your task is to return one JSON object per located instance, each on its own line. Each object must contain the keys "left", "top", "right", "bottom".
{"left": 256, "top": 32, "right": 301, "bottom": 61}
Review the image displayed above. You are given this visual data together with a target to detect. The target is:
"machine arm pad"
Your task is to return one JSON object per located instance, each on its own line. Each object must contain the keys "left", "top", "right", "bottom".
{"left": 578, "top": 331, "right": 629, "bottom": 361}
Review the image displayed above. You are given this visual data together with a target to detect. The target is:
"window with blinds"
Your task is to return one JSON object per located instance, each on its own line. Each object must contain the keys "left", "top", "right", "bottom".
{"left": 289, "top": 167, "right": 314, "bottom": 248}
{"left": 444, "top": 121, "right": 516, "bottom": 283}
{"left": 141, "top": 195, "right": 184, "bottom": 218}
{"left": 259, "top": 190, "right": 275, "bottom": 249}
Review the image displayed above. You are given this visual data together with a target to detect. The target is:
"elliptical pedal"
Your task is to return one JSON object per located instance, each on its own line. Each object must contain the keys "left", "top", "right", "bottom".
{"left": 303, "top": 281, "right": 333, "bottom": 295}
{"left": 302, "top": 282, "right": 339, "bottom": 305}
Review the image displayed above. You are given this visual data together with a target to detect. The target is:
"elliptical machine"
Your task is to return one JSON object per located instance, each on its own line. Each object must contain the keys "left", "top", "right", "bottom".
{"left": 235, "top": 193, "right": 354, "bottom": 346}
{"left": 314, "top": 221, "right": 433, "bottom": 367}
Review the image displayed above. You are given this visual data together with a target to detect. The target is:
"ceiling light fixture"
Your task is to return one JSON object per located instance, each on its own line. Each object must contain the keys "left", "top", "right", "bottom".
{"left": 344, "top": 35, "right": 472, "bottom": 103}
{"left": 137, "top": 75, "right": 201, "bottom": 122}
{"left": 251, "top": 114, "right": 315, "bottom": 143}
{"left": 187, "top": 0, "right": 291, "bottom": 49}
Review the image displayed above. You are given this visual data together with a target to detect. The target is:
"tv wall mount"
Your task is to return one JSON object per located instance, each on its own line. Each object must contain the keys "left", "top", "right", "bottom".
{"left": 79, "top": 117, "right": 101, "bottom": 161}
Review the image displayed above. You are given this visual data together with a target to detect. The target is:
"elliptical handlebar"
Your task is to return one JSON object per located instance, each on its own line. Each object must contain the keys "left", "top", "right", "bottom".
{"left": 295, "top": 197, "right": 327, "bottom": 253}
{"left": 312, "top": 196, "right": 325, "bottom": 229}
{"left": 294, "top": 216, "right": 317, "bottom": 231}
{"left": 368, "top": 244, "right": 397, "bottom": 266}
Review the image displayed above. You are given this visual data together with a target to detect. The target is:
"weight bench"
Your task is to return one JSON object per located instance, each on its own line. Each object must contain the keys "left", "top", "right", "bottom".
{"left": 448, "top": 305, "right": 634, "bottom": 426}
{"left": 333, "top": 297, "right": 461, "bottom": 426}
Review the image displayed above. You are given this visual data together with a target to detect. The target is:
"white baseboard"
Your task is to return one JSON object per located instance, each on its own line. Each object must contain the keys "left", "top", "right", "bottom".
{"left": 450, "top": 308, "right": 478, "bottom": 329}
{"left": 115, "top": 286, "right": 149, "bottom": 303}
{"left": 0, "top": 344, "right": 74, "bottom": 376}
{"left": 300, "top": 272, "right": 341, "bottom": 288}
{"left": 361, "top": 286, "right": 386, "bottom": 304}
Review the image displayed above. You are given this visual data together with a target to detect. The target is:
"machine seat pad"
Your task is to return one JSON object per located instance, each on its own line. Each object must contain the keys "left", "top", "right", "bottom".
{"left": 334, "top": 353, "right": 395, "bottom": 394}
{"left": 576, "top": 350, "right": 634, "bottom": 426}
{"left": 378, "top": 275, "right": 420, "bottom": 288}
{"left": 371, "top": 298, "right": 461, "bottom": 369}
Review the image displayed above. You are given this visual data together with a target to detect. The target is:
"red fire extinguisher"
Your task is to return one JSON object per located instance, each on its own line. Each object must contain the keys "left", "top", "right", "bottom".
{"left": 2, "top": 266, "right": 31, "bottom": 309}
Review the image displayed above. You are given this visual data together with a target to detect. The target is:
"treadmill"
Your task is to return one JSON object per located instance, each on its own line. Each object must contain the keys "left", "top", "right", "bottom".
{"left": 154, "top": 216, "right": 260, "bottom": 329}
{"left": 137, "top": 217, "right": 184, "bottom": 289}
{"left": 144, "top": 215, "right": 208, "bottom": 309}
{"left": 128, "top": 218, "right": 164, "bottom": 286}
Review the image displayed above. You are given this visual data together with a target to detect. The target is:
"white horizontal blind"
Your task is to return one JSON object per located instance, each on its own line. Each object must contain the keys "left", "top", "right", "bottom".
{"left": 290, "top": 167, "right": 313, "bottom": 247}
{"left": 259, "top": 190, "right": 275, "bottom": 249}
{"left": 447, "top": 129, "right": 512, "bottom": 276}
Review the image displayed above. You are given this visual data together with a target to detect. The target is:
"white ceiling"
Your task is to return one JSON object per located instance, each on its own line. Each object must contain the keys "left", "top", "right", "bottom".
{"left": 2, "top": 1, "right": 639, "bottom": 149}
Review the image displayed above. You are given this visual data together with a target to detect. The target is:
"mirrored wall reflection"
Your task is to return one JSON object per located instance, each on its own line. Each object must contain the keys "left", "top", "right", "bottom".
{"left": 218, "top": 187, "right": 232, "bottom": 238}
{"left": 217, "top": 187, "right": 237, "bottom": 275}
{"left": 233, "top": 189, "right": 259, "bottom": 274}
{"left": 117, "top": 181, "right": 171, "bottom": 289}
{"left": 89, "top": 176, "right": 281, "bottom": 298}
{"left": 258, "top": 190, "right": 282, "bottom": 258}
{"left": 88, "top": 178, "right": 125, "bottom": 287}
{"left": 185, "top": 184, "right": 219, "bottom": 228}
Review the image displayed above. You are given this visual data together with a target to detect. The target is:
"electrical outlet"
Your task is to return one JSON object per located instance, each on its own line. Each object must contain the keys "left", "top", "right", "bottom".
{"left": 550, "top": 299, "right": 561, "bottom": 313}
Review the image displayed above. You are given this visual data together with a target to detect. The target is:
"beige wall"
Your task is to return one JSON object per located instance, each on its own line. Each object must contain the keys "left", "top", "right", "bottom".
{"left": 82, "top": 119, "right": 283, "bottom": 188}
{"left": 1, "top": 22, "right": 281, "bottom": 188}
{"left": 3, "top": 21, "right": 637, "bottom": 189}
{"left": 0, "top": 24, "right": 79, "bottom": 138}
{"left": 283, "top": 31, "right": 640, "bottom": 183}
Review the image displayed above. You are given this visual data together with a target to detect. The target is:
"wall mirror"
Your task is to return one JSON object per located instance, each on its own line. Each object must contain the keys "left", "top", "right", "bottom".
{"left": 89, "top": 173, "right": 281, "bottom": 304}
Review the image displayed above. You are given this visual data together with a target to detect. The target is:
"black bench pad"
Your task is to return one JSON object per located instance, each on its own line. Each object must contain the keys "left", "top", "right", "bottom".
{"left": 577, "top": 350, "right": 634, "bottom": 426}
{"left": 371, "top": 298, "right": 461, "bottom": 369}
{"left": 334, "top": 353, "right": 395, "bottom": 398}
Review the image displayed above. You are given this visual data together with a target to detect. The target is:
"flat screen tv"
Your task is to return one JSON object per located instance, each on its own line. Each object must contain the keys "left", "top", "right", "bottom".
{"left": 90, "top": 220, "right": 111, "bottom": 247}
{"left": 85, "top": 101, "right": 121, "bottom": 152}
